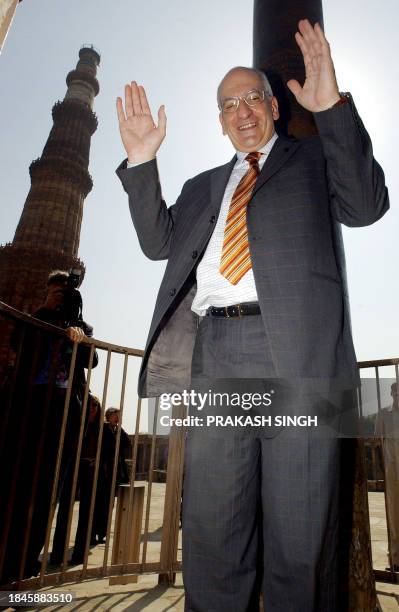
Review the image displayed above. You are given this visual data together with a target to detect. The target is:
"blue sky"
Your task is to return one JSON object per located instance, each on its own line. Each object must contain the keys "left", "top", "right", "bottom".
{"left": 0, "top": 0, "right": 397, "bottom": 429}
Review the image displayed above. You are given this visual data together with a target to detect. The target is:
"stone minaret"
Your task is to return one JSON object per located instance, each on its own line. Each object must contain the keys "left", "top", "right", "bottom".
{"left": 253, "top": 2, "right": 376, "bottom": 610}
{"left": 0, "top": 45, "right": 100, "bottom": 313}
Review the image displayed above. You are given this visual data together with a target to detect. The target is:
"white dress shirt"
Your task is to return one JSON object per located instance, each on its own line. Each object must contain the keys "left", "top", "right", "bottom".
{"left": 126, "top": 132, "right": 278, "bottom": 315}
{"left": 191, "top": 132, "right": 278, "bottom": 315}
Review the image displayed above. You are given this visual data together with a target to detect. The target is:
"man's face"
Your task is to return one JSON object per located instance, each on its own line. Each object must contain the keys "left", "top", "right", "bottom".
{"left": 107, "top": 413, "right": 119, "bottom": 427}
{"left": 218, "top": 69, "right": 279, "bottom": 153}
{"left": 45, "top": 282, "right": 66, "bottom": 310}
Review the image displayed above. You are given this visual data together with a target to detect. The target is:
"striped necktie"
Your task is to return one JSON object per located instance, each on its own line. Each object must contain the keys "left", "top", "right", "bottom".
{"left": 220, "top": 151, "right": 261, "bottom": 285}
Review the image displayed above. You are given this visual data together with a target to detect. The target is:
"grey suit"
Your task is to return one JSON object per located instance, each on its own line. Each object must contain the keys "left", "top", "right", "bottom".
{"left": 116, "top": 94, "right": 388, "bottom": 398}
{"left": 116, "top": 94, "right": 389, "bottom": 611}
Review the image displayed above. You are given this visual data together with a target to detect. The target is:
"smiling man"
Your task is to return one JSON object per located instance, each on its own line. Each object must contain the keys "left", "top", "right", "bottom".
{"left": 217, "top": 67, "right": 279, "bottom": 151}
{"left": 116, "top": 19, "right": 389, "bottom": 612}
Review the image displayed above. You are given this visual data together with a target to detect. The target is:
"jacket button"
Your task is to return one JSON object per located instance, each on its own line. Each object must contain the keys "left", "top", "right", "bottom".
{"left": 169, "top": 288, "right": 176, "bottom": 297}
{"left": 210, "top": 215, "right": 216, "bottom": 223}
{"left": 192, "top": 250, "right": 198, "bottom": 259}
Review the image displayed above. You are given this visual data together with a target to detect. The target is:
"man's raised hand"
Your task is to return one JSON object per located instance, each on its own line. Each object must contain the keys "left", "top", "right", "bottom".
{"left": 116, "top": 82, "right": 166, "bottom": 164}
{"left": 287, "top": 20, "right": 341, "bottom": 113}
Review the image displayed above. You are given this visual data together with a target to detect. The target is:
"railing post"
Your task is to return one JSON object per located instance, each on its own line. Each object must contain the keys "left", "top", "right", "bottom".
{"left": 158, "top": 401, "right": 186, "bottom": 584}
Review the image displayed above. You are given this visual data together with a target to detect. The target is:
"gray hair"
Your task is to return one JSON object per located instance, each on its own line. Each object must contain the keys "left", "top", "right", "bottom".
{"left": 217, "top": 66, "right": 273, "bottom": 108}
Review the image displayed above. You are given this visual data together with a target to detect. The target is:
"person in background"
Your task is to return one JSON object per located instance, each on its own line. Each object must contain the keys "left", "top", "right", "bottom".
{"left": 92, "top": 408, "right": 131, "bottom": 544}
{"left": 50, "top": 394, "right": 102, "bottom": 566}
{"left": 1, "top": 270, "right": 97, "bottom": 582}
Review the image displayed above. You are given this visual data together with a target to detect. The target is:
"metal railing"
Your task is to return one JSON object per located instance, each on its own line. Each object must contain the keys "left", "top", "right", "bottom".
{"left": 0, "top": 301, "right": 184, "bottom": 590}
{"left": 0, "top": 300, "right": 398, "bottom": 591}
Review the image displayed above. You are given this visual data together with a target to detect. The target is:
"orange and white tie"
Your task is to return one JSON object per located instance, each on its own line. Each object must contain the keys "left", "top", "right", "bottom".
{"left": 220, "top": 152, "right": 261, "bottom": 285}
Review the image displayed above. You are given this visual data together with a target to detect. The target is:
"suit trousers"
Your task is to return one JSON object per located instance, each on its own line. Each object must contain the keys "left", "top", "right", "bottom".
{"left": 182, "top": 314, "right": 341, "bottom": 612}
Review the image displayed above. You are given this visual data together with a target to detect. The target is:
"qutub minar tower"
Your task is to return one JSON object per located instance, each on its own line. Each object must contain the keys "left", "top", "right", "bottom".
{"left": 0, "top": 45, "right": 100, "bottom": 313}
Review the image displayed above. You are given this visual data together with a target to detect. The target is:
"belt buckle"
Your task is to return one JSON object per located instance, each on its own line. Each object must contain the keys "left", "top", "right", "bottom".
{"left": 226, "top": 304, "right": 240, "bottom": 318}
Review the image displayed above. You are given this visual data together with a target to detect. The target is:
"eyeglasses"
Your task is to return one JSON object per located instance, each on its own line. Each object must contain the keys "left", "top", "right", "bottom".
{"left": 219, "top": 89, "right": 268, "bottom": 113}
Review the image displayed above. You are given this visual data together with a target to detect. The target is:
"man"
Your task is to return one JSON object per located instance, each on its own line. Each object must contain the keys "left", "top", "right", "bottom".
{"left": 91, "top": 408, "right": 131, "bottom": 544}
{"left": 50, "top": 394, "right": 102, "bottom": 566}
{"left": 103, "top": 408, "right": 131, "bottom": 488}
{"left": 1, "top": 270, "right": 97, "bottom": 581}
{"left": 375, "top": 383, "right": 399, "bottom": 571}
{"left": 116, "top": 20, "right": 388, "bottom": 612}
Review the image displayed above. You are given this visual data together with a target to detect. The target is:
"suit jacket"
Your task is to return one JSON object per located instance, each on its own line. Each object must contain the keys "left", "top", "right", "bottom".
{"left": 116, "top": 94, "right": 389, "bottom": 398}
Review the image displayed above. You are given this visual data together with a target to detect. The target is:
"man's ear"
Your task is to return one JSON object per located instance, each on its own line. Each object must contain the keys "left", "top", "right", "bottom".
{"left": 271, "top": 96, "right": 280, "bottom": 121}
{"left": 219, "top": 112, "right": 226, "bottom": 136}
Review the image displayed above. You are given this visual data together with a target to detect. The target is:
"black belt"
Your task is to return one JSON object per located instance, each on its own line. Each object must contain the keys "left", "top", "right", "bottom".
{"left": 205, "top": 302, "right": 261, "bottom": 318}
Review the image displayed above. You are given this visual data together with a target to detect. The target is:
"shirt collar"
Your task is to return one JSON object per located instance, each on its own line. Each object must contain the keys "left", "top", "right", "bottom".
{"left": 235, "top": 131, "right": 278, "bottom": 164}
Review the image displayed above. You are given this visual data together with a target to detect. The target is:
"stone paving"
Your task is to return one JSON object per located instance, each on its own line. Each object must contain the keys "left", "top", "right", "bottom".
{"left": 3, "top": 487, "right": 399, "bottom": 611}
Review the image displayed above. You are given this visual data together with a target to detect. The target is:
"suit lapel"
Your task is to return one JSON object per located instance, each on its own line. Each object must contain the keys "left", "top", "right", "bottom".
{"left": 197, "top": 135, "right": 300, "bottom": 232}
{"left": 252, "top": 135, "right": 300, "bottom": 197}
{"left": 209, "top": 155, "right": 237, "bottom": 215}
{"left": 182, "top": 157, "right": 236, "bottom": 256}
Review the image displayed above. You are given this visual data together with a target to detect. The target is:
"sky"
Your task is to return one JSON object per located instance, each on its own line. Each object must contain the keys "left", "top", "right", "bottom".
{"left": 0, "top": 0, "right": 398, "bottom": 430}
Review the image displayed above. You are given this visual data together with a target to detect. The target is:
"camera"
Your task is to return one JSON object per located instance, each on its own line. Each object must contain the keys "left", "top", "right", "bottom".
{"left": 67, "top": 268, "right": 82, "bottom": 289}
{"left": 57, "top": 268, "right": 83, "bottom": 326}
